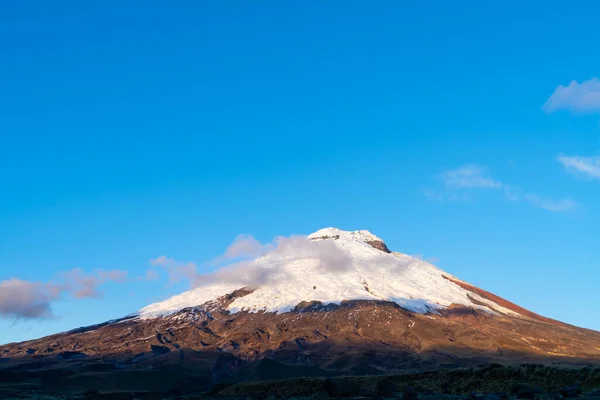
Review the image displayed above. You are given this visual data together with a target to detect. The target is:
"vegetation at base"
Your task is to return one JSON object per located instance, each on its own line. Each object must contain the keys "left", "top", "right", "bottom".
{"left": 213, "top": 364, "right": 600, "bottom": 398}
{"left": 2, "top": 363, "right": 600, "bottom": 399}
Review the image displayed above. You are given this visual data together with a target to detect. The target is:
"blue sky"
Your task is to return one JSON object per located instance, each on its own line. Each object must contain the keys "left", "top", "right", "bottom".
{"left": 2, "top": 1, "right": 600, "bottom": 344}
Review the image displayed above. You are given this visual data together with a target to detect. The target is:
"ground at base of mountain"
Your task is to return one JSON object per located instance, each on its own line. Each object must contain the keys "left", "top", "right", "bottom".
{"left": 3, "top": 364, "right": 600, "bottom": 400}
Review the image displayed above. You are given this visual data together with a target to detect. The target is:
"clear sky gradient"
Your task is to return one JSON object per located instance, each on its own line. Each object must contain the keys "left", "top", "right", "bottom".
{"left": 2, "top": 1, "right": 600, "bottom": 344}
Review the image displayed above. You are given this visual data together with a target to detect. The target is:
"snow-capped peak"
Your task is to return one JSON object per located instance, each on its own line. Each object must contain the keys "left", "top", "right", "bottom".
{"left": 138, "top": 228, "right": 521, "bottom": 319}
{"left": 308, "top": 227, "right": 385, "bottom": 244}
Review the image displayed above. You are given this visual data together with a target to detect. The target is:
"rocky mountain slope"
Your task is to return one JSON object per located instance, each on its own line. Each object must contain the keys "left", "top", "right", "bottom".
{"left": 1, "top": 228, "right": 599, "bottom": 394}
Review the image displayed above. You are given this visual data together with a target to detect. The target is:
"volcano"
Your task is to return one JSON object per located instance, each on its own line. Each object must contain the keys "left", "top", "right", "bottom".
{"left": 1, "top": 228, "right": 599, "bottom": 394}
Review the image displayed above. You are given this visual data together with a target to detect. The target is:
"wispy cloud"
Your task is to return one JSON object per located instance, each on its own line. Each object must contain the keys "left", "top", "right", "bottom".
{"left": 523, "top": 194, "right": 577, "bottom": 212}
{"left": 424, "top": 164, "right": 576, "bottom": 212}
{"left": 422, "top": 188, "right": 469, "bottom": 203}
{"left": 543, "top": 78, "right": 600, "bottom": 113}
{"left": 422, "top": 164, "right": 502, "bottom": 203}
{"left": 59, "top": 268, "right": 128, "bottom": 299}
{"left": 558, "top": 154, "right": 600, "bottom": 179}
{"left": 208, "top": 234, "right": 271, "bottom": 266}
{"left": 225, "top": 234, "right": 266, "bottom": 259}
{"left": 137, "top": 269, "right": 160, "bottom": 282}
{"left": 441, "top": 164, "right": 503, "bottom": 189}
{"left": 150, "top": 256, "right": 198, "bottom": 285}
{"left": 0, "top": 269, "right": 128, "bottom": 320}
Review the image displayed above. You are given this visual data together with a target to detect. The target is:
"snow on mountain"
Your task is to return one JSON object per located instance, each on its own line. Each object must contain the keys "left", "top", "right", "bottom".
{"left": 308, "top": 227, "right": 385, "bottom": 243}
{"left": 138, "top": 228, "right": 520, "bottom": 318}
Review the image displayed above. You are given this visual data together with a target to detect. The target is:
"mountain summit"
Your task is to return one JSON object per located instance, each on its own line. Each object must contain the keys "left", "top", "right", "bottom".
{"left": 140, "top": 228, "right": 521, "bottom": 319}
{"left": 1, "top": 228, "right": 599, "bottom": 393}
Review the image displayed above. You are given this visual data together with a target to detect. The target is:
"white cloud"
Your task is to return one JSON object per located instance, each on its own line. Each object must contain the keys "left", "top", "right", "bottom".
{"left": 208, "top": 234, "right": 271, "bottom": 266}
{"left": 440, "top": 164, "right": 503, "bottom": 189}
{"left": 524, "top": 194, "right": 577, "bottom": 212}
{"left": 150, "top": 256, "right": 198, "bottom": 284}
{"left": 225, "top": 234, "right": 266, "bottom": 259}
{"left": 421, "top": 188, "right": 469, "bottom": 202}
{"left": 59, "top": 268, "right": 128, "bottom": 299}
{"left": 426, "top": 164, "right": 576, "bottom": 212}
{"left": 543, "top": 78, "right": 600, "bottom": 113}
{"left": 198, "top": 235, "right": 350, "bottom": 288}
{"left": 150, "top": 255, "right": 169, "bottom": 266}
{"left": 138, "top": 269, "right": 160, "bottom": 281}
{"left": 558, "top": 154, "right": 600, "bottom": 179}
{"left": 156, "top": 234, "right": 363, "bottom": 290}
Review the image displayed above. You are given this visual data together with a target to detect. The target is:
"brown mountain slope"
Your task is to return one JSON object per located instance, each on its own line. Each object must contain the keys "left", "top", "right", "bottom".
{"left": 441, "top": 275, "right": 557, "bottom": 324}
{"left": 1, "top": 288, "right": 600, "bottom": 393}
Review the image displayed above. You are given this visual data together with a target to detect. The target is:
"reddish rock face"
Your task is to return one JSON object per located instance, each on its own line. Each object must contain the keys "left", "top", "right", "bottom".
{"left": 366, "top": 240, "right": 391, "bottom": 253}
{"left": 311, "top": 233, "right": 391, "bottom": 253}
{"left": 441, "top": 275, "right": 555, "bottom": 323}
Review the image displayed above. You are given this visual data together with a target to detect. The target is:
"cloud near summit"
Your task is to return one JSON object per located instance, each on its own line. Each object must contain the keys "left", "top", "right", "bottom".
{"left": 151, "top": 233, "right": 425, "bottom": 293}
{"left": 151, "top": 234, "right": 355, "bottom": 289}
